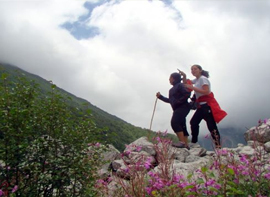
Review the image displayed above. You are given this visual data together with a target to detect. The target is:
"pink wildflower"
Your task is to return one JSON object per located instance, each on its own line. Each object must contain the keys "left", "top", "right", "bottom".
{"left": 179, "top": 182, "right": 190, "bottom": 189}
{"left": 241, "top": 170, "right": 249, "bottom": 176}
{"left": 144, "top": 157, "right": 152, "bottom": 169}
{"left": 124, "top": 150, "right": 131, "bottom": 155}
{"left": 240, "top": 154, "right": 249, "bottom": 165}
{"left": 173, "top": 174, "right": 184, "bottom": 182}
{"left": 95, "top": 179, "right": 110, "bottom": 189}
{"left": 107, "top": 177, "right": 113, "bottom": 182}
{"left": 155, "top": 137, "right": 161, "bottom": 143}
{"left": 124, "top": 144, "right": 131, "bottom": 149}
{"left": 124, "top": 167, "right": 130, "bottom": 173}
{"left": 136, "top": 146, "right": 142, "bottom": 152}
{"left": 12, "top": 185, "right": 18, "bottom": 193}
{"left": 264, "top": 173, "right": 270, "bottom": 179}
{"left": 214, "top": 183, "right": 222, "bottom": 189}
{"left": 162, "top": 130, "right": 168, "bottom": 136}
{"left": 148, "top": 171, "right": 156, "bottom": 177}
{"left": 153, "top": 179, "right": 164, "bottom": 190}
{"left": 145, "top": 187, "right": 152, "bottom": 195}
{"left": 205, "top": 179, "right": 215, "bottom": 187}
{"left": 218, "top": 148, "right": 228, "bottom": 155}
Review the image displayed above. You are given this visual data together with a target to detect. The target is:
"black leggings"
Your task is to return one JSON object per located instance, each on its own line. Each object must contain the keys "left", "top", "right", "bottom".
{"left": 190, "top": 104, "right": 221, "bottom": 146}
{"left": 171, "top": 106, "right": 190, "bottom": 136}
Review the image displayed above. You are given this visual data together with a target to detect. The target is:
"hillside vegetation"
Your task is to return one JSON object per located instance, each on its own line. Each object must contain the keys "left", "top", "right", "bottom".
{"left": 0, "top": 63, "right": 176, "bottom": 151}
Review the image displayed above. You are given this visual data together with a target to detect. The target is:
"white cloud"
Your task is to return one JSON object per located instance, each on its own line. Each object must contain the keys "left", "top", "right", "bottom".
{"left": 0, "top": 0, "right": 270, "bottom": 137}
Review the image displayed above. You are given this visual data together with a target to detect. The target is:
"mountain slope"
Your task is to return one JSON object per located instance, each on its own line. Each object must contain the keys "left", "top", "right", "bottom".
{"left": 0, "top": 63, "right": 176, "bottom": 151}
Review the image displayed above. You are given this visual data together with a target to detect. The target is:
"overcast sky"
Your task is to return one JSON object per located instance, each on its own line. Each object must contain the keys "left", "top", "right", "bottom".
{"left": 0, "top": 0, "right": 269, "bottom": 136}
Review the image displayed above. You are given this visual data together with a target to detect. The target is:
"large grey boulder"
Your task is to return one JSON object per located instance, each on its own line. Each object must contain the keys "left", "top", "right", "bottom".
{"left": 126, "top": 136, "right": 156, "bottom": 156}
{"left": 98, "top": 144, "right": 121, "bottom": 179}
{"left": 172, "top": 156, "right": 213, "bottom": 178}
{"left": 244, "top": 119, "right": 270, "bottom": 143}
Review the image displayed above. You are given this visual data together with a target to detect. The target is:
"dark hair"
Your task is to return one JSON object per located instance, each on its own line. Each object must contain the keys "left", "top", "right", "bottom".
{"left": 170, "top": 72, "right": 182, "bottom": 84}
{"left": 193, "top": 64, "right": 209, "bottom": 78}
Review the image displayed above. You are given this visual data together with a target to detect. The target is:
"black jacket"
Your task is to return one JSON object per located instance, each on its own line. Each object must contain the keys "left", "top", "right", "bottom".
{"left": 159, "top": 83, "right": 190, "bottom": 111}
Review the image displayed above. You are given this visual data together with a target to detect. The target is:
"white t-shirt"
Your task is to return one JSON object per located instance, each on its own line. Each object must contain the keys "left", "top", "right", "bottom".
{"left": 192, "top": 76, "right": 211, "bottom": 104}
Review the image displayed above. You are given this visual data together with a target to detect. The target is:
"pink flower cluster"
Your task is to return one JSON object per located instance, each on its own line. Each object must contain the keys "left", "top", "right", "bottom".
{"left": 95, "top": 130, "right": 270, "bottom": 196}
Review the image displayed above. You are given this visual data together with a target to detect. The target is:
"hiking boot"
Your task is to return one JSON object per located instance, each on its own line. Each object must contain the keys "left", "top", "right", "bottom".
{"left": 189, "top": 142, "right": 200, "bottom": 148}
{"left": 172, "top": 142, "right": 189, "bottom": 150}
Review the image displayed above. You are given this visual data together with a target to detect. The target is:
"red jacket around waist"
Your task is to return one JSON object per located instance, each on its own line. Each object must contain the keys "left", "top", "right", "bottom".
{"left": 197, "top": 92, "right": 227, "bottom": 123}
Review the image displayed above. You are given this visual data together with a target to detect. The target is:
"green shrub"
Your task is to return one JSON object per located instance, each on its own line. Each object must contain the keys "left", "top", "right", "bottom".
{"left": 0, "top": 73, "right": 106, "bottom": 196}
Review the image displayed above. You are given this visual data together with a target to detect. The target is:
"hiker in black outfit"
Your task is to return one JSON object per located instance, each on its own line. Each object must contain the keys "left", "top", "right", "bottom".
{"left": 156, "top": 72, "right": 191, "bottom": 149}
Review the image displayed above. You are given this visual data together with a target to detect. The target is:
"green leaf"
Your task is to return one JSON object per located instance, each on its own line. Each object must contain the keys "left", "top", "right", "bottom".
{"left": 196, "top": 178, "right": 205, "bottom": 184}
{"left": 184, "top": 185, "right": 195, "bottom": 190}
{"left": 201, "top": 166, "right": 208, "bottom": 173}
{"left": 228, "top": 168, "right": 235, "bottom": 175}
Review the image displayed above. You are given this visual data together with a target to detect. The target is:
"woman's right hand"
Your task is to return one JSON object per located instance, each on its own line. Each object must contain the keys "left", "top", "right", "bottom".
{"left": 156, "top": 92, "right": 161, "bottom": 98}
{"left": 178, "top": 70, "right": 186, "bottom": 77}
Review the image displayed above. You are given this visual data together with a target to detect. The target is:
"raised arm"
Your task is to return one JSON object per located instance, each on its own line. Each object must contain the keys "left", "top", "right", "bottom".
{"left": 178, "top": 69, "right": 187, "bottom": 84}
{"left": 156, "top": 92, "right": 169, "bottom": 103}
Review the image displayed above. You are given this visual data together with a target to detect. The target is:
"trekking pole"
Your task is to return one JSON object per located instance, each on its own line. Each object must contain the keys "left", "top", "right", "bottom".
{"left": 149, "top": 97, "right": 158, "bottom": 131}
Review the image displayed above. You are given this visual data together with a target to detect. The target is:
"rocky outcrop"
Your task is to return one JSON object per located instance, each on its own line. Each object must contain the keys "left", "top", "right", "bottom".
{"left": 244, "top": 119, "right": 270, "bottom": 143}
{"left": 97, "top": 119, "right": 270, "bottom": 195}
